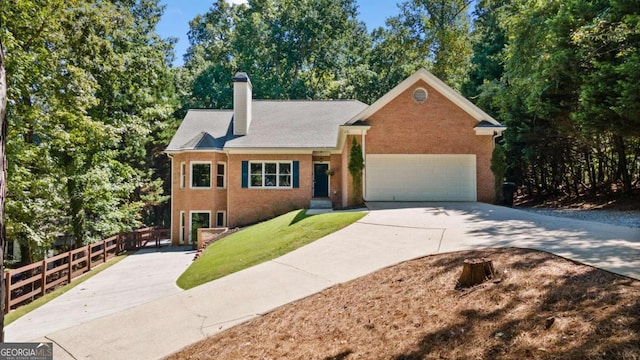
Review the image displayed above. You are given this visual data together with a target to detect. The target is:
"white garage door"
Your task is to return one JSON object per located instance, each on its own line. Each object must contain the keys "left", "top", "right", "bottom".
{"left": 365, "top": 154, "right": 477, "bottom": 201}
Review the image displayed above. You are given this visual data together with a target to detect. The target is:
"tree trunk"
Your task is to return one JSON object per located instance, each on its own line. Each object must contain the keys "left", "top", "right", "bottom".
{"left": 0, "top": 38, "right": 8, "bottom": 342}
{"left": 457, "top": 258, "right": 495, "bottom": 288}
{"left": 586, "top": 149, "right": 597, "bottom": 196}
{"left": 613, "top": 135, "right": 632, "bottom": 193}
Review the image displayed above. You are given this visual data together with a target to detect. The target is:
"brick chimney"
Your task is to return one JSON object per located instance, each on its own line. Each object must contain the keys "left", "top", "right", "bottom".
{"left": 233, "top": 72, "right": 252, "bottom": 135}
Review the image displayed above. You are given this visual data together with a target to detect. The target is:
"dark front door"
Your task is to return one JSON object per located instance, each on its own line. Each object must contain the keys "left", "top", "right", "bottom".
{"left": 313, "top": 163, "right": 329, "bottom": 198}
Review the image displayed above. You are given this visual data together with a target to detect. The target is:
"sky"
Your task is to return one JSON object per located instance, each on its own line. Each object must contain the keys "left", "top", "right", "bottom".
{"left": 156, "top": 0, "right": 403, "bottom": 66}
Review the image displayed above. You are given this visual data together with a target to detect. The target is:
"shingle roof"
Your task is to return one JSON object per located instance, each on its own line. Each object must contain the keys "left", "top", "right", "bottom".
{"left": 166, "top": 110, "right": 234, "bottom": 151}
{"left": 165, "top": 100, "right": 368, "bottom": 152}
{"left": 181, "top": 132, "right": 225, "bottom": 149}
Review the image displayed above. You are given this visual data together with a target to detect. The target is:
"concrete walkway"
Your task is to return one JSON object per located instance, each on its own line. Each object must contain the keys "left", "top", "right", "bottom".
{"left": 7, "top": 203, "right": 639, "bottom": 359}
{"left": 5, "top": 242, "right": 194, "bottom": 342}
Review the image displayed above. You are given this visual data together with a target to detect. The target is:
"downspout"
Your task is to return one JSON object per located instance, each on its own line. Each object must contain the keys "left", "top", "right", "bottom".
{"left": 492, "top": 130, "right": 503, "bottom": 147}
{"left": 167, "top": 153, "right": 174, "bottom": 245}
{"left": 224, "top": 149, "right": 231, "bottom": 228}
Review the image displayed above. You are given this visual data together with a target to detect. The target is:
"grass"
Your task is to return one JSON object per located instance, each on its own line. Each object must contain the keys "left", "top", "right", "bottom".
{"left": 169, "top": 248, "right": 640, "bottom": 360}
{"left": 176, "top": 209, "right": 366, "bottom": 290}
{"left": 3, "top": 254, "right": 128, "bottom": 326}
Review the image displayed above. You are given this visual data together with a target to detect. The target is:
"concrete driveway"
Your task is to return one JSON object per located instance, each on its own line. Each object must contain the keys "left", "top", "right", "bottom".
{"left": 8, "top": 202, "right": 639, "bottom": 360}
{"left": 5, "top": 243, "right": 194, "bottom": 342}
{"left": 365, "top": 202, "right": 640, "bottom": 278}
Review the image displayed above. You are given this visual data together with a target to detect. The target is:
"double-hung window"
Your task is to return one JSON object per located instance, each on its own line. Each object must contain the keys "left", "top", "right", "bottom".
{"left": 216, "top": 163, "right": 226, "bottom": 189}
{"left": 179, "top": 162, "right": 186, "bottom": 189}
{"left": 250, "top": 161, "right": 292, "bottom": 188}
{"left": 191, "top": 162, "right": 212, "bottom": 188}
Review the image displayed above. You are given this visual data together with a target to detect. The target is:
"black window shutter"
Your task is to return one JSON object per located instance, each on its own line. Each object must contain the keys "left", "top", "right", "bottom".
{"left": 241, "top": 161, "right": 248, "bottom": 188}
{"left": 293, "top": 161, "right": 299, "bottom": 188}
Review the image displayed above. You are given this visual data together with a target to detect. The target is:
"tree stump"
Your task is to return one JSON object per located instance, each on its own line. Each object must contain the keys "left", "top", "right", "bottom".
{"left": 457, "top": 258, "right": 495, "bottom": 288}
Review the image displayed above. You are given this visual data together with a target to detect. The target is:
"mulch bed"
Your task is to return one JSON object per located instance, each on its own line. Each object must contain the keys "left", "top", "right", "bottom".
{"left": 168, "top": 248, "right": 640, "bottom": 360}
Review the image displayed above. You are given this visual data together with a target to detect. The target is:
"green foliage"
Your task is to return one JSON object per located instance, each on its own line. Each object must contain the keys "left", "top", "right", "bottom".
{"left": 469, "top": 0, "right": 639, "bottom": 197}
{"left": 1, "top": 36, "right": 8, "bottom": 335}
{"left": 1, "top": 0, "right": 177, "bottom": 261}
{"left": 348, "top": 138, "right": 364, "bottom": 204}
{"left": 176, "top": 209, "right": 365, "bottom": 289}
{"left": 462, "top": 0, "right": 507, "bottom": 105}
{"left": 178, "top": 0, "right": 368, "bottom": 105}
{"left": 179, "top": 0, "right": 475, "bottom": 105}
{"left": 393, "top": 0, "right": 474, "bottom": 90}
{"left": 490, "top": 144, "right": 507, "bottom": 204}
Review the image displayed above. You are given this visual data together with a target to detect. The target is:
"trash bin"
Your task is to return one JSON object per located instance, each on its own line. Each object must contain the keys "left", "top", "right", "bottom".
{"left": 502, "top": 182, "right": 516, "bottom": 207}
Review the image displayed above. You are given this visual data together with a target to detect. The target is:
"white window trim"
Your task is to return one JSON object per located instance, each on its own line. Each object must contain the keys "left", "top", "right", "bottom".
{"left": 216, "top": 162, "right": 226, "bottom": 189}
{"left": 179, "top": 162, "right": 186, "bottom": 189}
{"left": 215, "top": 210, "right": 227, "bottom": 227}
{"left": 190, "top": 161, "right": 212, "bottom": 189}
{"left": 248, "top": 161, "right": 294, "bottom": 189}
{"left": 189, "top": 211, "right": 211, "bottom": 243}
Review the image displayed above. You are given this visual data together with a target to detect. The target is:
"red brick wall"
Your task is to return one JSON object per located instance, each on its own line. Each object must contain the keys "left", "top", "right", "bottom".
{"left": 364, "top": 79, "right": 496, "bottom": 202}
{"left": 169, "top": 78, "right": 497, "bottom": 241}
{"left": 329, "top": 154, "right": 342, "bottom": 207}
{"left": 171, "top": 151, "right": 348, "bottom": 233}
{"left": 226, "top": 153, "right": 313, "bottom": 227}
{"left": 170, "top": 151, "right": 228, "bottom": 245}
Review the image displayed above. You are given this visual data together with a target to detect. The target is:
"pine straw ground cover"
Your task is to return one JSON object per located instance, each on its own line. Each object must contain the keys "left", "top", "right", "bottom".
{"left": 168, "top": 248, "right": 640, "bottom": 360}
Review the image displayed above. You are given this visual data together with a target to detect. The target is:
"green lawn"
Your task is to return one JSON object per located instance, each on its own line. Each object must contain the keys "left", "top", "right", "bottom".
{"left": 176, "top": 209, "right": 366, "bottom": 290}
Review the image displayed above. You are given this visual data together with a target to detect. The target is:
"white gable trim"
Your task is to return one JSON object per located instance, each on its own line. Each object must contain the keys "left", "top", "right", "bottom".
{"left": 346, "top": 68, "right": 502, "bottom": 126}
{"left": 475, "top": 126, "right": 507, "bottom": 136}
{"left": 336, "top": 125, "right": 371, "bottom": 152}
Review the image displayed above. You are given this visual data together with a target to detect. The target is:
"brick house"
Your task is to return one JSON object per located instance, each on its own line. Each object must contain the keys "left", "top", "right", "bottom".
{"left": 165, "top": 69, "right": 505, "bottom": 245}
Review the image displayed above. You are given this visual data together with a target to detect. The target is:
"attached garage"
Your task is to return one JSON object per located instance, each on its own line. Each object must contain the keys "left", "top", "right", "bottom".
{"left": 365, "top": 154, "right": 477, "bottom": 202}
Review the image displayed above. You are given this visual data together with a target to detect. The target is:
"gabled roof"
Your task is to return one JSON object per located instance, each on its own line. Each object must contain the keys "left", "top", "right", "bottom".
{"left": 346, "top": 68, "right": 503, "bottom": 126}
{"left": 167, "top": 69, "right": 505, "bottom": 153}
{"left": 165, "top": 110, "right": 234, "bottom": 152}
{"left": 225, "top": 100, "right": 367, "bottom": 149}
{"left": 182, "top": 132, "right": 225, "bottom": 150}
{"left": 165, "top": 101, "right": 367, "bottom": 152}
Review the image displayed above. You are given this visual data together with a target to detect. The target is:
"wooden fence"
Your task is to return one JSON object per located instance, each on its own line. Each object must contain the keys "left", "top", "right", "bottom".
{"left": 4, "top": 227, "right": 169, "bottom": 314}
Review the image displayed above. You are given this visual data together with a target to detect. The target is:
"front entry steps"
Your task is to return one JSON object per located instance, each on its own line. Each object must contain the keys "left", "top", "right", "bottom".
{"left": 307, "top": 198, "right": 333, "bottom": 215}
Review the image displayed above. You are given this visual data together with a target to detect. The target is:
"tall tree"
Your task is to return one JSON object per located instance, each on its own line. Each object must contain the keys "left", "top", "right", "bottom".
{"left": 394, "top": 0, "right": 474, "bottom": 90}
{"left": 0, "top": 35, "right": 8, "bottom": 343}
{"left": 474, "top": 0, "right": 640, "bottom": 197}
{"left": 462, "top": 0, "right": 507, "bottom": 105}
{"left": 3, "top": 0, "right": 74, "bottom": 259}
{"left": 233, "top": 0, "right": 365, "bottom": 99}
{"left": 181, "top": 0, "right": 369, "bottom": 104}
{"left": 355, "top": 16, "right": 426, "bottom": 103}
{"left": 498, "top": 0, "right": 590, "bottom": 195}
{"left": 572, "top": 0, "right": 640, "bottom": 192}
{"left": 179, "top": 0, "right": 235, "bottom": 109}
{"left": 2, "top": 0, "right": 176, "bottom": 260}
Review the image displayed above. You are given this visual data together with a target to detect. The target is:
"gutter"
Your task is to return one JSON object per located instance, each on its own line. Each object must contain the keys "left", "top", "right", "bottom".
{"left": 166, "top": 153, "right": 174, "bottom": 245}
